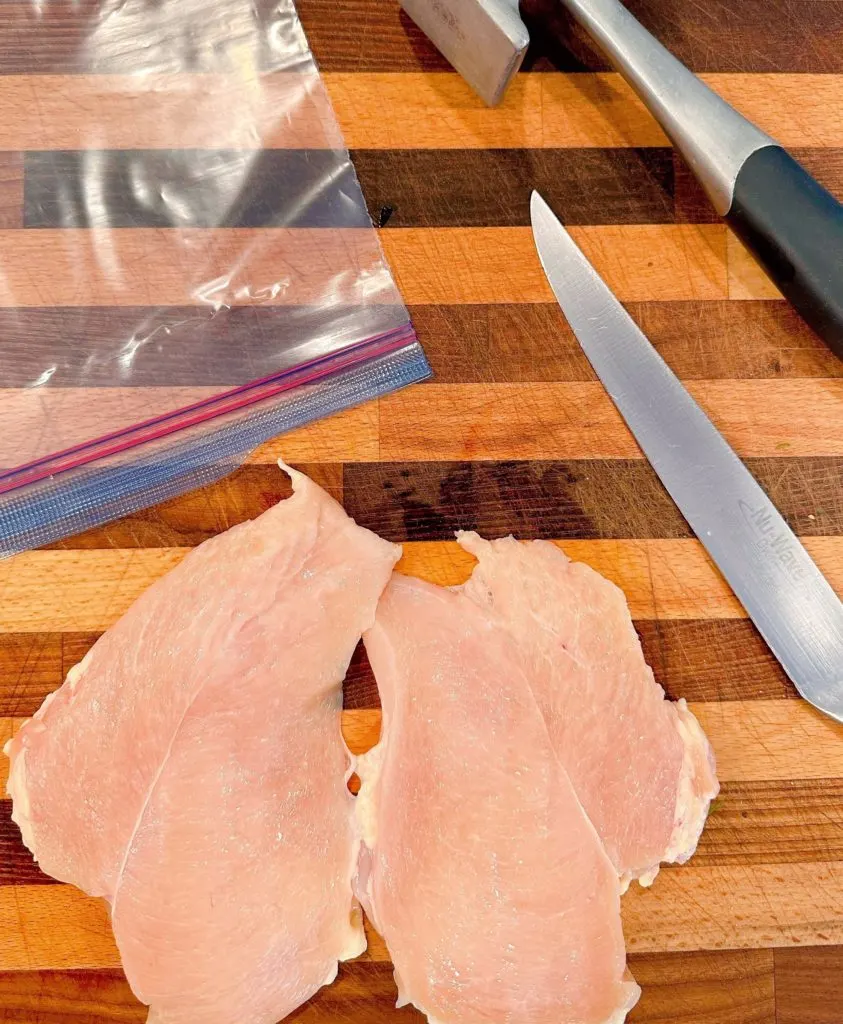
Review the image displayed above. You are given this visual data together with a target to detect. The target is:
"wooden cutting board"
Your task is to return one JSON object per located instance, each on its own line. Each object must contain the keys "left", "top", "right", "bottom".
{"left": 1, "top": 1, "right": 843, "bottom": 1021}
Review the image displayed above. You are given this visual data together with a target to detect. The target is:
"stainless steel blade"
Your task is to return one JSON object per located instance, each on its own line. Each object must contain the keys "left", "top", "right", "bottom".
{"left": 530, "top": 190, "right": 843, "bottom": 720}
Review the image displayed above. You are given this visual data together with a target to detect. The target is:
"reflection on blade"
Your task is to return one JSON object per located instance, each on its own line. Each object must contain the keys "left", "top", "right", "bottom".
{"left": 530, "top": 190, "right": 843, "bottom": 721}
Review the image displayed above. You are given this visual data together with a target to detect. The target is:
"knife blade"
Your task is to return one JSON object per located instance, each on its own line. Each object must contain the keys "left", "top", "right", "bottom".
{"left": 530, "top": 190, "right": 843, "bottom": 721}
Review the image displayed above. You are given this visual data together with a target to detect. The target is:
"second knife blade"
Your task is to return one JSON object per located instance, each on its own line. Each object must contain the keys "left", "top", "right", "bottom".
{"left": 530, "top": 190, "right": 843, "bottom": 720}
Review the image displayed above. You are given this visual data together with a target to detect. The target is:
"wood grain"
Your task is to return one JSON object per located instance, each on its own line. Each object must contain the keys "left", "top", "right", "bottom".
{"left": 627, "top": 948, "right": 775, "bottom": 1024}
{"left": 378, "top": 381, "right": 843, "bottom": 460}
{"left": 775, "top": 945, "right": 843, "bottom": 1024}
{"left": 326, "top": 73, "right": 843, "bottom": 150}
{"left": 727, "top": 233, "right": 785, "bottom": 301}
{"left": 0, "top": 0, "right": 841, "bottom": 1016}
{"left": 3, "top": 0, "right": 839, "bottom": 77}
{"left": 363, "top": 146, "right": 843, "bottom": 229}
{"left": 397, "top": 537, "right": 842, "bottom": 617}
{"left": 343, "top": 620, "right": 796, "bottom": 710}
{"left": 11, "top": 143, "right": 843, "bottom": 230}
{"left": 342, "top": 458, "right": 843, "bottom": 541}
{"left": 299, "top": 0, "right": 843, "bottom": 74}
{"left": 0, "top": 950, "right": 784, "bottom": 1024}
{"left": 22, "top": 454, "right": 843, "bottom": 548}
{"left": 5, "top": 774, "right": 841, "bottom": 884}
{"left": 0, "top": 616, "right": 795, "bottom": 719}
{"left": 411, "top": 301, "right": 843, "bottom": 381}
{"left": 1, "top": 537, "right": 838, "bottom": 632}
{"left": 4, "top": 857, "right": 843, "bottom": 971}
{"left": 249, "top": 406, "right": 379, "bottom": 465}
{"left": 9, "top": 299, "right": 839, "bottom": 393}
{"left": 8, "top": 698, "right": 839, "bottom": 791}
{"left": 0, "top": 228, "right": 389, "bottom": 307}
{"left": 694, "top": 779, "right": 843, "bottom": 868}
{"left": 355, "top": 147, "right": 676, "bottom": 226}
{"left": 342, "top": 701, "right": 843, "bottom": 782}
{"left": 381, "top": 225, "right": 728, "bottom": 303}
{"left": 23, "top": 150, "right": 369, "bottom": 230}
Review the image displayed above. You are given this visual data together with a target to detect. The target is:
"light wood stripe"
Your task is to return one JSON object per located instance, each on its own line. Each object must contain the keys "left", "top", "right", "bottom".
{"left": 397, "top": 538, "right": 841, "bottom": 617}
{"left": 5, "top": 700, "right": 842, "bottom": 793}
{"left": 0, "top": 719, "right": 19, "bottom": 791}
{"left": 0, "top": 538, "right": 838, "bottom": 632}
{"left": 0, "top": 73, "right": 343, "bottom": 150}
{"left": 327, "top": 73, "right": 843, "bottom": 150}
{"left": 1, "top": 74, "right": 840, "bottom": 152}
{"left": 249, "top": 408, "right": 380, "bottom": 464}
{"left": 0, "top": 396, "right": 378, "bottom": 472}
{"left": 3, "top": 859, "right": 843, "bottom": 970}
{"left": 0, "top": 225, "right": 812, "bottom": 307}
{"left": 378, "top": 381, "right": 843, "bottom": 460}
{"left": 728, "top": 233, "right": 785, "bottom": 301}
{"left": 343, "top": 700, "right": 843, "bottom": 783}
{"left": 381, "top": 225, "right": 728, "bottom": 304}
{"left": 0, "top": 229, "right": 393, "bottom": 308}
{"left": 7, "top": 379, "right": 837, "bottom": 473}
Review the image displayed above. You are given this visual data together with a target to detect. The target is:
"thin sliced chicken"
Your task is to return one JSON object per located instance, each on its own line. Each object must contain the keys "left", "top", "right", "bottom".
{"left": 358, "top": 573, "right": 640, "bottom": 1024}
{"left": 458, "top": 532, "right": 719, "bottom": 887}
{"left": 5, "top": 463, "right": 399, "bottom": 1024}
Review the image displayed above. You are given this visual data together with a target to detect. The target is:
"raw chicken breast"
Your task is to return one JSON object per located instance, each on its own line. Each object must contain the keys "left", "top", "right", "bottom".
{"left": 5, "top": 463, "right": 399, "bottom": 1024}
{"left": 458, "top": 532, "right": 719, "bottom": 887}
{"left": 358, "top": 573, "right": 640, "bottom": 1024}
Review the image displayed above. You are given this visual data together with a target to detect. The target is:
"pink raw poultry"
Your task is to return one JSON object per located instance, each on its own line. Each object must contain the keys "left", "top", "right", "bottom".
{"left": 5, "top": 463, "right": 399, "bottom": 1024}
{"left": 358, "top": 572, "right": 640, "bottom": 1024}
{"left": 458, "top": 532, "right": 719, "bottom": 888}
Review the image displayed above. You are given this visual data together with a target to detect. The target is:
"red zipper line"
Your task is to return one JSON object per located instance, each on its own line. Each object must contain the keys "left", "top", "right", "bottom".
{"left": 0, "top": 326, "right": 417, "bottom": 497}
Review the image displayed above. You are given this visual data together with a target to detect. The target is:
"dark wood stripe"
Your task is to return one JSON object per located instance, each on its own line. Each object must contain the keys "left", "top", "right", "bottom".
{"left": 300, "top": 0, "right": 843, "bottom": 75}
{"left": 16, "top": 148, "right": 843, "bottom": 230}
{"left": 412, "top": 302, "right": 843, "bottom": 382}
{"left": 521, "top": 0, "right": 843, "bottom": 74}
{"left": 1, "top": 299, "right": 837, "bottom": 392}
{"left": 354, "top": 148, "right": 675, "bottom": 227}
{"left": 344, "top": 616, "right": 796, "bottom": 711}
{"left": 0, "top": 633, "right": 64, "bottom": 717}
{"left": 694, "top": 779, "right": 843, "bottom": 868}
{"left": 342, "top": 459, "right": 843, "bottom": 542}
{"left": 0, "top": 0, "right": 840, "bottom": 75}
{"left": 23, "top": 150, "right": 369, "bottom": 229}
{"left": 0, "top": 307, "right": 405, "bottom": 388}
{"left": 0, "top": 951, "right": 780, "bottom": 1023}
{"left": 775, "top": 946, "right": 843, "bottom": 1024}
{"left": 0, "top": 802, "right": 53, "bottom": 886}
{"left": 675, "top": 149, "right": 843, "bottom": 224}
{"left": 0, "top": 0, "right": 283, "bottom": 75}
{"left": 37, "top": 464, "right": 342, "bottom": 550}
{"left": 629, "top": 948, "right": 775, "bottom": 1024}
{"left": 2, "top": 777, "right": 837, "bottom": 891}
{"left": 18, "top": 457, "right": 839, "bottom": 550}
{"left": 0, "top": 616, "right": 794, "bottom": 719}
{"left": 634, "top": 620, "right": 793, "bottom": 704}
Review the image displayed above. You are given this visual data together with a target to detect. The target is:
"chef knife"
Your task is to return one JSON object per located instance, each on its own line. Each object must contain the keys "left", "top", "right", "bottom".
{"left": 530, "top": 191, "right": 843, "bottom": 722}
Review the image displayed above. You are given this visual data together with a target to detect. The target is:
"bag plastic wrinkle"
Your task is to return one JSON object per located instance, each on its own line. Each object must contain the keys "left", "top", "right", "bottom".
{"left": 0, "top": 0, "right": 429, "bottom": 553}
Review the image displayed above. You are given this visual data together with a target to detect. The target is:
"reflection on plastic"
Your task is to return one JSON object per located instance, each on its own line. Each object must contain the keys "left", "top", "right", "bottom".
{"left": 0, "top": 0, "right": 429, "bottom": 553}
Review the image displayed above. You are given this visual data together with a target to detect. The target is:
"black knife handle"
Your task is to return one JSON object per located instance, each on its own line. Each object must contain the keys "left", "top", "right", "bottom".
{"left": 728, "top": 145, "right": 843, "bottom": 360}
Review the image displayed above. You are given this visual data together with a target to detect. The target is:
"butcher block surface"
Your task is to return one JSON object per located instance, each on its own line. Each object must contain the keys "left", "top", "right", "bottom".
{"left": 2, "top": 0, "right": 843, "bottom": 1021}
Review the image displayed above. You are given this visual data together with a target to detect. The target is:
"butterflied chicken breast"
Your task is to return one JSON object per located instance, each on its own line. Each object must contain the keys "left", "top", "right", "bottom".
{"left": 5, "top": 463, "right": 399, "bottom": 1024}
{"left": 358, "top": 573, "right": 639, "bottom": 1024}
{"left": 458, "top": 532, "right": 719, "bottom": 887}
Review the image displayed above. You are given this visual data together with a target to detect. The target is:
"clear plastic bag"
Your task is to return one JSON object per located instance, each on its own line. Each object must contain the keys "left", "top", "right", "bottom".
{"left": 0, "top": 0, "right": 429, "bottom": 554}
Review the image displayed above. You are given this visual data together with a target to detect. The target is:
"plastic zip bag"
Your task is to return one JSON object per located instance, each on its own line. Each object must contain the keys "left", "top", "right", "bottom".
{"left": 0, "top": 0, "right": 429, "bottom": 554}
